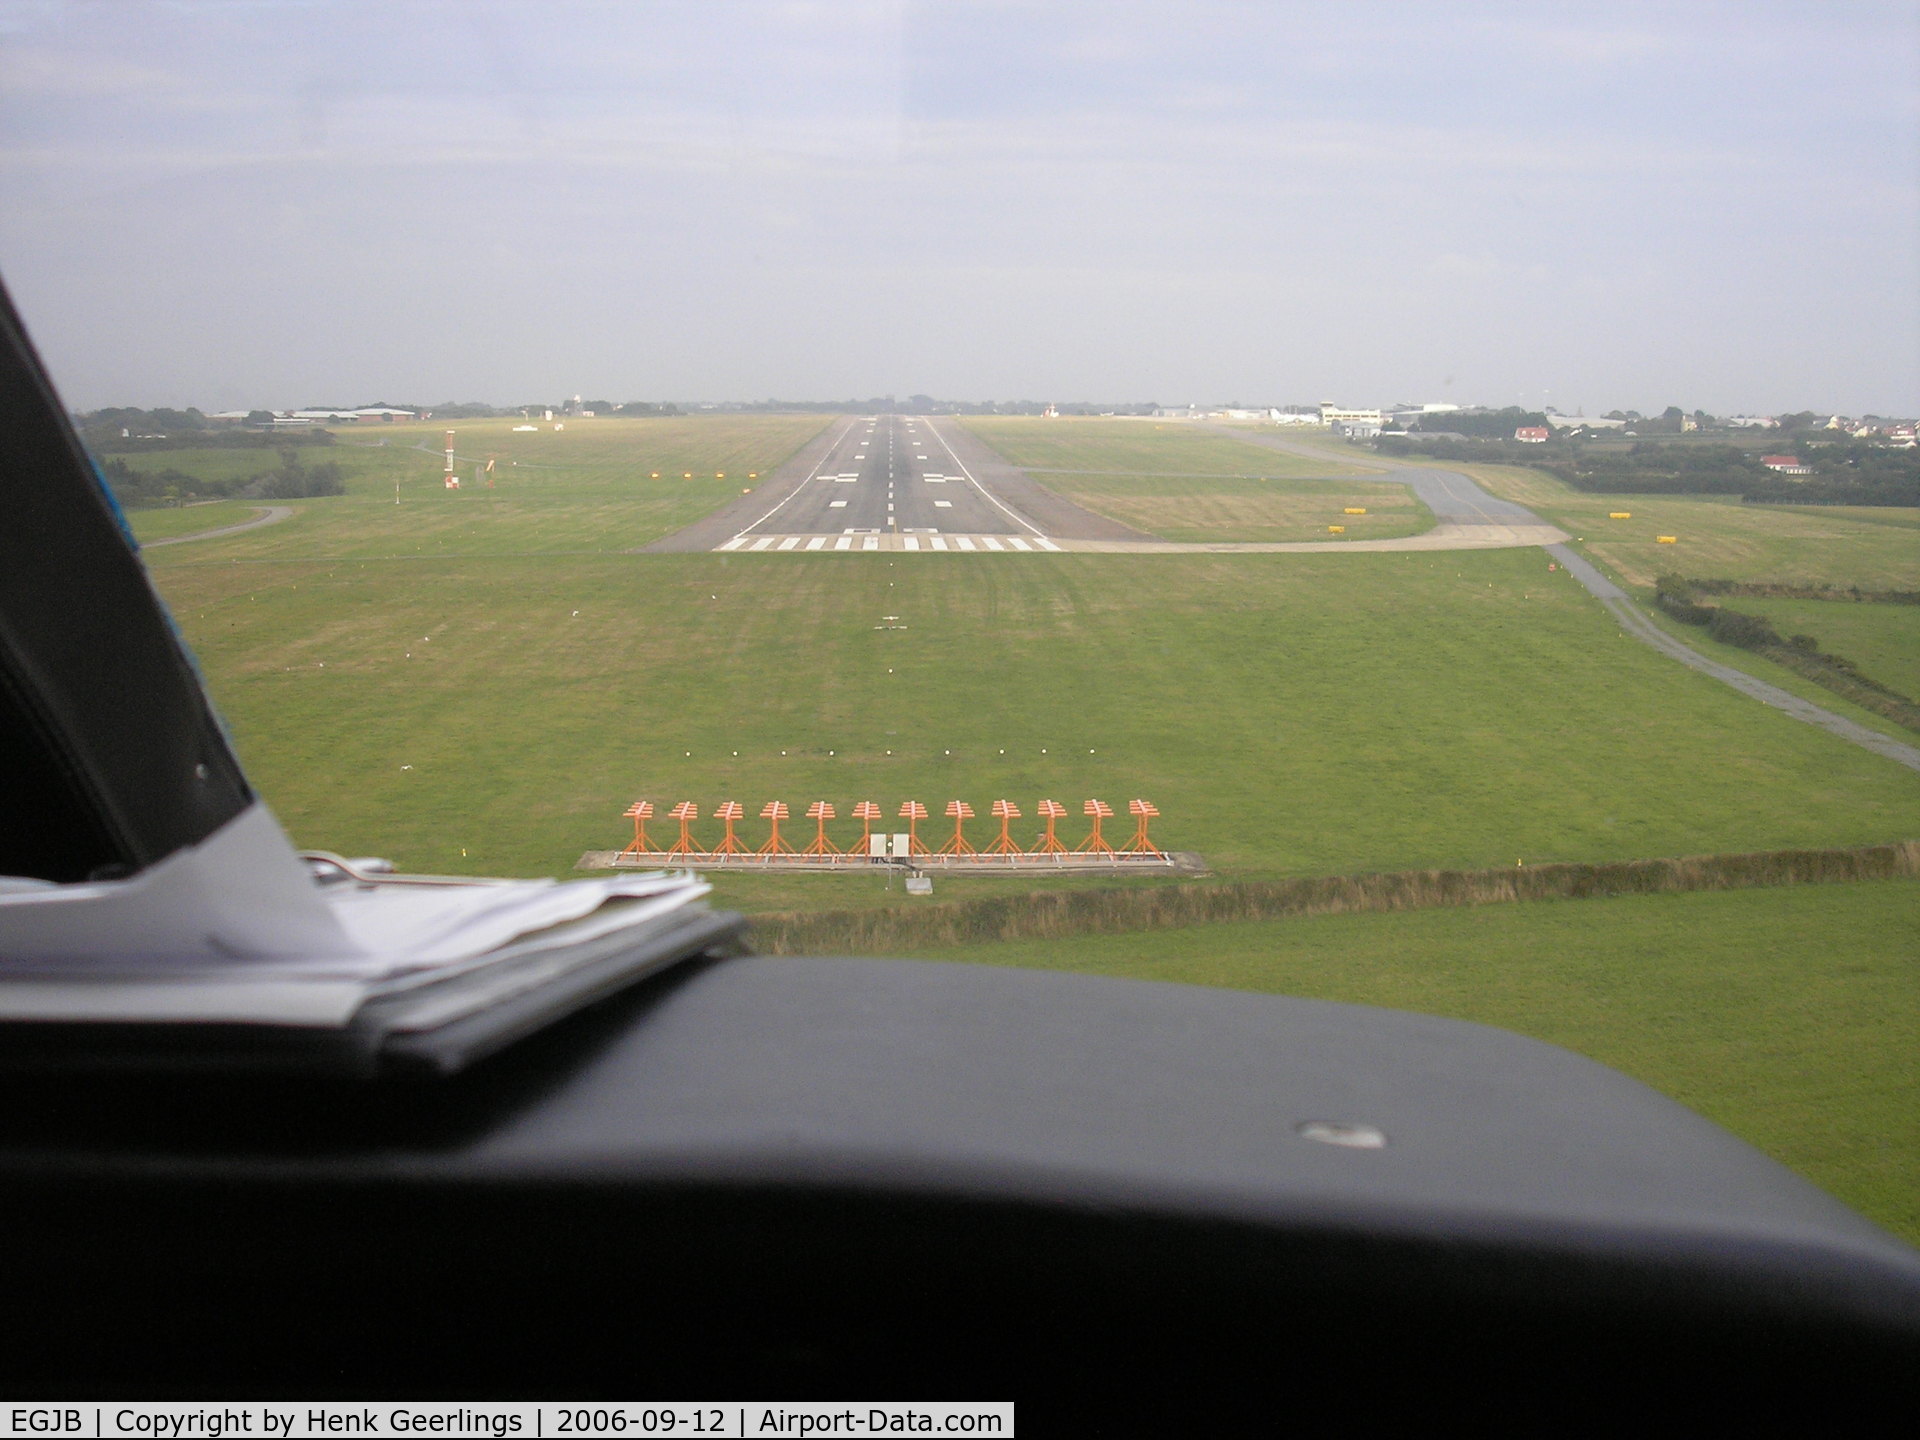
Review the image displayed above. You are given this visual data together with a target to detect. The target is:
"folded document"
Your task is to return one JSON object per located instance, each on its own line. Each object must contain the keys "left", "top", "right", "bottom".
{"left": 0, "top": 805, "right": 737, "bottom": 1072}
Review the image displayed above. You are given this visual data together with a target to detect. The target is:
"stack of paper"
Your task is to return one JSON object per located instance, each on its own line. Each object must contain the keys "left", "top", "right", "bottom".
{"left": 0, "top": 805, "right": 740, "bottom": 1074}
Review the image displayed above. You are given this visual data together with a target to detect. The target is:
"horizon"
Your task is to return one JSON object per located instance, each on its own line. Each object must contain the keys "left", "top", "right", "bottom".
{"left": 2, "top": 1, "right": 1915, "bottom": 414}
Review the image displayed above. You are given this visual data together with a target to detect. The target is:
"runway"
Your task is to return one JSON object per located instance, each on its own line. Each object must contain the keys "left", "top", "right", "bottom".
{"left": 722, "top": 414, "right": 1059, "bottom": 547}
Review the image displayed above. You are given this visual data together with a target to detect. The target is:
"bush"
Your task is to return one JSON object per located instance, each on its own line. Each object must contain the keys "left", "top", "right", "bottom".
{"left": 1706, "top": 608, "right": 1784, "bottom": 651}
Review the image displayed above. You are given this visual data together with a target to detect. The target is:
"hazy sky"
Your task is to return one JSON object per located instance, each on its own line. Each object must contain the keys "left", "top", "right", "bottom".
{"left": 0, "top": 0, "right": 1914, "bottom": 414}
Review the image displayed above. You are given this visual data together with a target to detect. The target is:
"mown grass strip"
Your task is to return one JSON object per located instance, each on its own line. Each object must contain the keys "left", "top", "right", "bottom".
{"left": 747, "top": 839, "right": 1920, "bottom": 954}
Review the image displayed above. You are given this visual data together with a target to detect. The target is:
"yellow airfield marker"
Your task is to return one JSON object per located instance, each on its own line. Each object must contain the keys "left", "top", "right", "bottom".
{"left": 1656, "top": 535, "right": 1678, "bottom": 544}
{"left": 1344, "top": 507, "right": 1367, "bottom": 515}
{"left": 1328, "top": 525, "right": 1346, "bottom": 534}
{"left": 1609, "top": 512, "right": 1632, "bottom": 519}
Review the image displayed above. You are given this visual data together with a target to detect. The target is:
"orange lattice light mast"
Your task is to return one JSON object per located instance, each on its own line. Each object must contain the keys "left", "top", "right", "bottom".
{"left": 897, "top": 800, "right": 929, "bottom": 855}
{"left": 620, "top": 800, "right": 658, "bottom": 856}
{"left": 937, "top": 800, "right": 976, "bottom": 855}
{"left": 1077, "top": 798, "right": 1116, "bottom": 855}
{"left": 851, "top": 801, "right": 882, "bottom": 856}
{"left": 758, "top": 800, "right": 794, "bottom": 855}
{"left": 1123, "top": 799, "right": 1162, "bottom": 854}
{"left": 1031, "top": 799, "right": 1069, "bottom": 854}
{"left": 665, "top": 801, "right": 701, "bottom": 856}
{"left": 987, "top": 799, "right": 1022, "bottom": 854}
{"left": 712, "top": 800, "right": 747, "bottom": 854}
{"left": 804, "top": 801, "right": 840, "bottom": 855}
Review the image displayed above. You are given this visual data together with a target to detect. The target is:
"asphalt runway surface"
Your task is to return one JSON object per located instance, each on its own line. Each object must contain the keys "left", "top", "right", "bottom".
{"left": 648, "top": 415, "right": 1148, "bottom": 553}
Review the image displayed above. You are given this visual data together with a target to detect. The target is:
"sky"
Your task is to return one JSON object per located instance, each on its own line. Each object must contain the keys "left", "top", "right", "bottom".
{"left": 0, "top": 0, "right": 1914, "bottom": 415}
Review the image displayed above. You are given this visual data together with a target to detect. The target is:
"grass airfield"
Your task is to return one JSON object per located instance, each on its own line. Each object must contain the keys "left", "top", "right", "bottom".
{"left": 1455, "top": 459, "right": 1920, "bottom": 590}
{"left": 958, "top": 416, "right": 1426, "bottom": 542}
{"left": 134, "top": 414, "right": 1920, "bottom": 1240}
{"left": 126, "top": 414, "right": 831, "bottom": 556}
{"left": 148, "top": 545, "right": 1920, "bottom": 889}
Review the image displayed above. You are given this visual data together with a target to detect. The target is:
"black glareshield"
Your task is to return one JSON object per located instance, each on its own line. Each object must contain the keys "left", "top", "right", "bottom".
{"left": 0, "top": 276, "right": 252, "bottom": 881}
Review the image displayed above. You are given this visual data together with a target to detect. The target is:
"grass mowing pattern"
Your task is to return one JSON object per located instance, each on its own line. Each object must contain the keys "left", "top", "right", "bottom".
{"left": 883, "top": 879, "right": 1920, "bottom": 1244}
{"left": 957, "top": 416, "right": 1421, "bottom": 542}
{"left": 148, "top": 549, "right": 1920, "bottom": 894}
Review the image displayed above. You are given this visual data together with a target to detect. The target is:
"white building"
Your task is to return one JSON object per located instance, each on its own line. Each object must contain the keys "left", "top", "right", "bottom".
{"left": 1320, "top": 403, "right": 1384, "bottom": 427}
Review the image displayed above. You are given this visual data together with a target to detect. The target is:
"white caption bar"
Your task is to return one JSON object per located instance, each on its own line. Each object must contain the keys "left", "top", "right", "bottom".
{"left": 1, "top": 1406, "right": 1013, "bottom": 1440}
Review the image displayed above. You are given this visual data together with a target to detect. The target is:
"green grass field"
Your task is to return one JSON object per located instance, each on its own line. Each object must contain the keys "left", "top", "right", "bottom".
{"left": 135, "top": 414, "right": 1920, "bottom": 1238}
{"left": 147, "top": 546, "right": 1920, "bottom": 896}
{"left": 957, "top": 417, "right": 1420, "bottom": 541}
{"left": 1727, "top": 596, "right": 1920, "bottom": 699}
{"left": 891, "top": 879, "right": 1920, "bottom": 1242}
{"left": 1455, "top": 462, "right": 1920, "bottom": 590}
{"left": 127, "top": 500, "right": 265, "bottom": 542}
{"left": 118, "top": 416, "right": 830, "bottom": 560}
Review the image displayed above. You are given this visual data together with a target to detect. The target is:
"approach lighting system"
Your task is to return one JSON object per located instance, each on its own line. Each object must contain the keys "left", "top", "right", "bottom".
{"left": 804, "top": 801, "right": 840, "bottom": 855}
{"left": 937, "top": 800, "right": 976, "bottom": 855}
{"left": 987, "top": 799, "right": 1023, "bottom": 855}
{"left": 711, "top": 801, "right": 747, "bottom": 855}
{"left": 758, "top": 801, "right": 793, "bottom": 855}
{"left": 1032, "top": 799, "right": 1069, "bottom": 854}
{"left": 1124, "top": 799, "right": 1163, "bottom": 854}
{"left": 665, "top": 801, "right": 701, "bottom": 856}
{"left": 1079, "top": 799, "right": 1116, "bottom": 855}
{"left": 897, "top": 800, "right": 930, "bottom": 855}
{"left": 620, "top": 800, "right": 658, "bottom": 856}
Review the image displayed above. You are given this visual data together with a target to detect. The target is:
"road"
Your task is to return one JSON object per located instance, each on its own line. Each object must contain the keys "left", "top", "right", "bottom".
{"left": 1206, "top": 424, "right": 1920, "bottom": 772}
{"left": 141, "top": 505, "right": 294, "bottom": 548}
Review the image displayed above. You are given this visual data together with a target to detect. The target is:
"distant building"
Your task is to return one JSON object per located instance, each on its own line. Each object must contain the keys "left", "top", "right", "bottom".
{"left": 1760, "top": 455, "right": 1813, "bottom": 475}
{"left": 1726, "top": 416, "right": 1779, "bottom": 428}
{"left": 283, "top": 407, "right": 416, "bottom": 423}
{"left": 1320, "top": 403, "right": 1384, "bottom": 427}
{"left": 1513, "top": 426, "right": 1550, "bottom": 443}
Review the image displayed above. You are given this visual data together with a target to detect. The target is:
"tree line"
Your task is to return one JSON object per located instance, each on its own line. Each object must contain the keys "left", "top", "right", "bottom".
{"left": 98, "top": 448, "right": 345, "bottom": 508}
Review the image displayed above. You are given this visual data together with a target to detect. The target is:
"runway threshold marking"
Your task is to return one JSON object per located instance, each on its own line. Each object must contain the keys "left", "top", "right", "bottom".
{"left": 918, "top": 417, "right": 1052, "bottom": 542}
{"left": 805, "top": 537, "right": 826, "bottom": 550}
{"left": 723, "top": 414, "right": 865, "bottom": 546}
{"left": 749, "top": 537, "right": 775, "bottom": 551}
{"left": 835, "top": 537, "right": 852, "bottom": 550}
